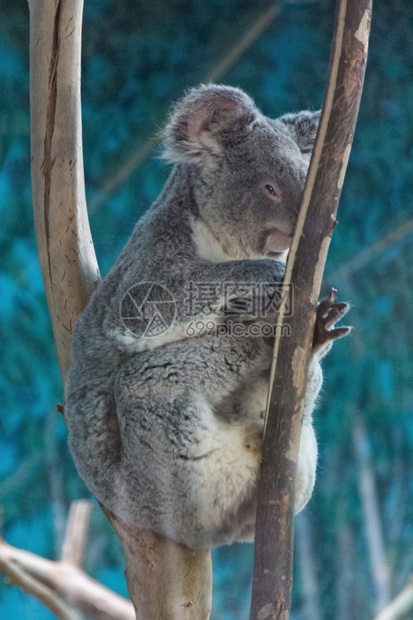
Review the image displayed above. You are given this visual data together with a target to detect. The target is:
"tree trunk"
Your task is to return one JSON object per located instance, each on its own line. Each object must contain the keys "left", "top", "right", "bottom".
{"left": 28, "top": 0, "right": 212, "bottom": 617}
{"left": 249, "top": 1, "right": 372, "bottom": 617}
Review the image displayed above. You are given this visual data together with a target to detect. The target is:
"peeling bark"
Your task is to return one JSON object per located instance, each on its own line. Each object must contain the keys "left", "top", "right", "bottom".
{"left": 249, "top": 1, "right": 372, "bottom": 617}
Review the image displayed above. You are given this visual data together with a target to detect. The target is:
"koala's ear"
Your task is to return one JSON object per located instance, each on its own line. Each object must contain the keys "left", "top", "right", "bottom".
{"left": 279, "top": 110, "right": 321, "bottom": 156}
{"left": 161, "top": 84, "right": 259, "bottom": 164}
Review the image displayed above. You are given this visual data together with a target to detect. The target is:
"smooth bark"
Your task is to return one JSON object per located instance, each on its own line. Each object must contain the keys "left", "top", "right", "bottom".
{"left": 28, "top": 1, "right": 212, "bottom": 617}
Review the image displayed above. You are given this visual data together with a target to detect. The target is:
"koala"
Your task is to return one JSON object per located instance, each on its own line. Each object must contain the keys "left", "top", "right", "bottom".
{"left": 65, "top": 85, "right": 350, "bottom": 549}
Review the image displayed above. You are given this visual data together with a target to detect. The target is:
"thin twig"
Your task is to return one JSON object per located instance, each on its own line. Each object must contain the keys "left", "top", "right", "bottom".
{"left": 330, "top": 216, "right": 413, "bottom": 281}
{"left": 204, "top": 5, "right": 281, "bottom": 83}
{"left": 89, "top": 4, "right": 281, "bottom": 211}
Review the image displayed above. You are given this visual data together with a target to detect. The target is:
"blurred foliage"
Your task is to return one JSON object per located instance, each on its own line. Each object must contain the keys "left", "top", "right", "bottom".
{"left": 0, "top": 0, "right": 412, "bottom": 618}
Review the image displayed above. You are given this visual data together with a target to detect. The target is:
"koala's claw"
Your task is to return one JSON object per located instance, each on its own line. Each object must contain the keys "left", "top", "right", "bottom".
{"left": 313, "top": 290, "right": 351, "bottom": 352}
{"left": 263, "top": 293, "right": 350, "bottom": 351}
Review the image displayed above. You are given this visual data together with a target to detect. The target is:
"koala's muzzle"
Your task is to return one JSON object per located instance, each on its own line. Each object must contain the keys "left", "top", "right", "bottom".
{"left": 262, "top": 227, "right": 292, "bottom": 254}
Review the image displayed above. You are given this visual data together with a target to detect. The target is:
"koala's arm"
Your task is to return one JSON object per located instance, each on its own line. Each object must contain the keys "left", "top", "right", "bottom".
{"left": 295, "top": 295, "right": 350, "bottom": 512}
{"left": 172, "top": 254, "right": 286, "bottom": 309}
{"left": 187, "top": 256, "right": 285, "bottom": 283}
{"left": 107, "top": 255, "right": 286, "bottom": 352}
{"left": 180, "top": 256, "right": 286, "bottom": 320}
{"left": 302, "top": 294, "right": 351, "bottom": 420}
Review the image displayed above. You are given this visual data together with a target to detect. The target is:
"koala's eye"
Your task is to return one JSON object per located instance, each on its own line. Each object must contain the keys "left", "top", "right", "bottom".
{"left": 263, "top": 183, "right": 281, "bottom": 201}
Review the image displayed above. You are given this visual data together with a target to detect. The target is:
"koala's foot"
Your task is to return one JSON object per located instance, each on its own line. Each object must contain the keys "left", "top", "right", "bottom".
{"left": 313, "top": 288, "right": 351, "bottom": 355}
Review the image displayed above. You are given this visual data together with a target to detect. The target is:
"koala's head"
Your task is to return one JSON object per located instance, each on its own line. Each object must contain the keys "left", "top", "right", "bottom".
{"left": 162, "top": 84, "right": 320, "bottom": 260}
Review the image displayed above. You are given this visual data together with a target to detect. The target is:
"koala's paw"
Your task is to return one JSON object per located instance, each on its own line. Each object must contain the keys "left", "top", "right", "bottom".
{"left": 313, "top": 288, "right": 351, "bottom": 355}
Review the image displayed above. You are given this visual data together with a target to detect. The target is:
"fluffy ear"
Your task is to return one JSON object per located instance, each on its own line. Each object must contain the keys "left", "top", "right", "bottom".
{"left": 161, "top": 84, "right": 259, "bottom": 164}
{"left": 279, "top": 110, "right": 321, "bottom": 155}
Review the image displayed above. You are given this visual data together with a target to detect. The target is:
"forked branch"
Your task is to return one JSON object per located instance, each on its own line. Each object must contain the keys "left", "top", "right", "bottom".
{"left": 0, "top": 501, "right": 133, "bottom": 620}
{"left": 27, "top": 0, "right": 211, "bottom": 618}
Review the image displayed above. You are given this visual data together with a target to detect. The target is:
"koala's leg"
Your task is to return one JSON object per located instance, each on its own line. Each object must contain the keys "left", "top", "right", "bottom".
{"left": 110, "top": 336, "right": 268, "bottom": 549}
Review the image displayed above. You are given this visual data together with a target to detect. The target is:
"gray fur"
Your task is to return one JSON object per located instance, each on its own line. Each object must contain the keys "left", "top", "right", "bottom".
{"left": 65, "top": 85, "right": 347, "bottom": 549}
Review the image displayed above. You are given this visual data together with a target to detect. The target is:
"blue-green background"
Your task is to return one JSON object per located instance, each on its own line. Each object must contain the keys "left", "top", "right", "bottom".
{"left": 1, "top": 0, "right": 412, "bottom": 618}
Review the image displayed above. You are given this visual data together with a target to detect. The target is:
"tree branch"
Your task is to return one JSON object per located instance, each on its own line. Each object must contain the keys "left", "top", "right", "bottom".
{"left": 0, "top": 555, "right": 80, "bottom": 620}
{"left": 250, "top": 0, "right": 372, "bottom": 617}
{"left": 0, "top": 533, "right": 134, "bottom": 620}
{"left": 89, "top": 4, "right": 281, "bottom": 211}
{"left": 28, "top": 0, "right": 212, "bottom": 618}
{"left": 202, "top": 5, "right": 281, "bottom": 83}
{"left": 29, "top": 0, "right": 100, "bottom": 384}
{"left": 330, "top": 215, "right": 413, "bottom": 281}
{"left": 102, "top": 506, "right": 212, "bottom": 620}
{"left": 60, "top": 499, "right": 92, "bottom": 567}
